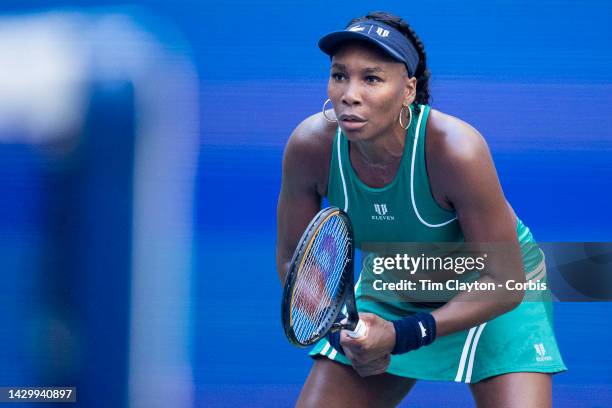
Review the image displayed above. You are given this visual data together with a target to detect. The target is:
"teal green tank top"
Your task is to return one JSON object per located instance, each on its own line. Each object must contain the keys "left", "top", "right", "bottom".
{"left": 326, "top": 104, "right": 544, "bottom": 276}
{"left": 327, "top": 104, "right": 463, "bottom": 247}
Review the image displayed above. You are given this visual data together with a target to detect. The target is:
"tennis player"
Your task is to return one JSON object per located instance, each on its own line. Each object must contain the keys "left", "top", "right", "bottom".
{"left": 276, "top": 11, "right": 566, "bottom": 407}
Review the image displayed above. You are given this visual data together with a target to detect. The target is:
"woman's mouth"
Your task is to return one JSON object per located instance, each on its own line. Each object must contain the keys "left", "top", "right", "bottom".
{"left": 339, "top": 114, "right": 367, "bottom": 131}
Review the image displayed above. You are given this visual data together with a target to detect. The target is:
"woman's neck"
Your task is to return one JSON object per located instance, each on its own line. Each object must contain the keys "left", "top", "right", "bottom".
{"left": 350, "top": 124, "right": 406, "bottom": 167}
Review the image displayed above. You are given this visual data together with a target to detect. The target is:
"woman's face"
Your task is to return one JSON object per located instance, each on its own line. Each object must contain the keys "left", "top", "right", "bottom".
{"left": 328, "top": 42, "right": 416, "bottom": 141}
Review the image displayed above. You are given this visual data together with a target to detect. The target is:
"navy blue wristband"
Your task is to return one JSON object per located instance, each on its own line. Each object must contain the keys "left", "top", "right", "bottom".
{"left": 325, "top": 313, "right": 346, "bottom": 355}
{"left": 391, "top": 312, "right": 436, "bottom": 355}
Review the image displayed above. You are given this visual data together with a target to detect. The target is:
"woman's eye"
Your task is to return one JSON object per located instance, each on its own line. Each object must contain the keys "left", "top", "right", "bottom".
{"left": 331, "top": 72, "right": 346, "bottom": 81}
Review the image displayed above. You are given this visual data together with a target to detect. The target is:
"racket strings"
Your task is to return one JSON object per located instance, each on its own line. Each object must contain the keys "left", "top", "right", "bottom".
{"left": 294, "top": 217, "right": 346, "bottom": 310}
{"left": 293, "top": 237, "right": 347, "bottom": 341}
{"left": 291, "top": 215, "right": 351, "bottom": 343}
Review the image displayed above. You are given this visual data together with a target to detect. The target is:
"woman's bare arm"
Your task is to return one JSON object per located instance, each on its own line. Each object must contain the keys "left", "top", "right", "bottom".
{"left": 276, "top": 114, "right": 334, "bottom": 283}
{"left": 427, "top": 112, "right": 525, "bottom": 337}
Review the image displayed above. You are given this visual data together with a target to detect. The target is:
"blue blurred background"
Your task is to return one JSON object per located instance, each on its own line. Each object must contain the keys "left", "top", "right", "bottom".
{"left": 0, "top": 1, "right": 611, "bottom": 407}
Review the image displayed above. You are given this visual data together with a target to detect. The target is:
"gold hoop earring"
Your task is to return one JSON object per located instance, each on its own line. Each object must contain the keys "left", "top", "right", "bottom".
{"left": 322, "top": 98, "right": 338, "bottom": 123}
{"left": 398, "top": 105, "right": 412, "bottom": 130}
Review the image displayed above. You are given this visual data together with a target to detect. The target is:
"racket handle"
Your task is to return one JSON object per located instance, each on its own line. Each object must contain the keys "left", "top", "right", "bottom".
{"left": 346, "top": 319, "right": 367, "bottom": 338}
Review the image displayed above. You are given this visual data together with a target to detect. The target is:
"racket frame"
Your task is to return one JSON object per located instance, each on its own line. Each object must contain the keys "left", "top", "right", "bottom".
{"left": 281, "top": 207, "right": 359, "bottom": 347}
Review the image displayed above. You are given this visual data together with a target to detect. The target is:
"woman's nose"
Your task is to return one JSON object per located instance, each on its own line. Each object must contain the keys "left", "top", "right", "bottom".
{"left": 341, "top": 82, "right": 362, "bottom": 106}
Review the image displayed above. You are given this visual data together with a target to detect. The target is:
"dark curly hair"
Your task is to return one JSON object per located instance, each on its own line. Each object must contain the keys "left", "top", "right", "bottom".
{"left": 348, "top": 11, "right": 431, "bottom": 110}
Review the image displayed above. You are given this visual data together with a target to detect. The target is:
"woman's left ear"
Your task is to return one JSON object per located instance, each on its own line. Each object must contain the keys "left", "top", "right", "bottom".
{"left": 404, "top": 76, "right": 417, "bottom": 105}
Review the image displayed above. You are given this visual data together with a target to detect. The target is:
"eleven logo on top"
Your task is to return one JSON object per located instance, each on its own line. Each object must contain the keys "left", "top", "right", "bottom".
{"left": 372, "top": 203, "right": 395, "bottom": 221}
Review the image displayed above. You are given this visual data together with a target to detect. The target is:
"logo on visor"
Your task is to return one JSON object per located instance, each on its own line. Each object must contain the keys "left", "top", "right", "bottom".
{"left": 376, "top": 27, "right": 390, "bottom": 37}
{"left": 348, "top": 25, "right": 366, "bottom": 32}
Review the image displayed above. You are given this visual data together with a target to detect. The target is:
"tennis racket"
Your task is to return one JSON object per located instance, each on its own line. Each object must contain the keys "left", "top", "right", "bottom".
{"left": 281, "top": 206, "right": 367, "bottom": 347}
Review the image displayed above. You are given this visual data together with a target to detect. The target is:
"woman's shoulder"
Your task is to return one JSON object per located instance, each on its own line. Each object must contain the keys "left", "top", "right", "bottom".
{"left": 282, "top": 112, "right": 337, "bottom": 195}
{"left": 424, "top": 108, "right": 496, "bottom": 210}
{"left": 426, "top": 108, "right": 490, "bottom": 166}
{"left": 289, "top": 111, "right": 337, "bottom": 150}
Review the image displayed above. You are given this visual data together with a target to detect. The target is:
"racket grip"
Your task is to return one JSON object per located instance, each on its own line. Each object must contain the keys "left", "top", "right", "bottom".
{"left": 346, "top": 319, "right": 367, "bottom": 338}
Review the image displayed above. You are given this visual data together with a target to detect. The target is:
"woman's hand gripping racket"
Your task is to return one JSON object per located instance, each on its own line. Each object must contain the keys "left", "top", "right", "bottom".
{"left": 281, "top": 207, "right": 367, "bottom": 347}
